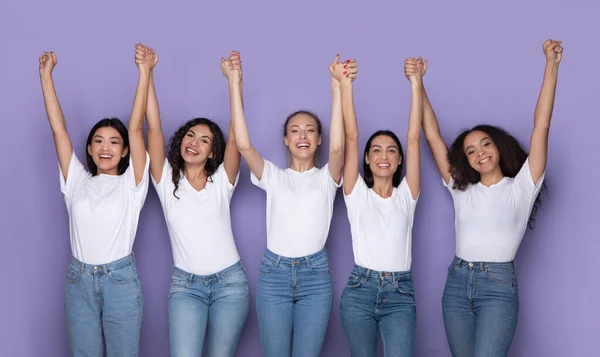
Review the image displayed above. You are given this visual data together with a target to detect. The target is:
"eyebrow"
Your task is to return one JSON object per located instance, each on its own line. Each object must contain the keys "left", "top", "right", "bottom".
{"left": 289, "top": 124, "right": 316, "bottom": 129}
{"left": 188, "top": 129, "right": 212, "bottom": 141}
{"left": 371, "top": 144, "right": 398, "bottom": 149}
{"left": 94, "top": 135, "right": 120, "bottom": 140}
{"left": 464, "top": 137, "right": 491, "bottom": 151}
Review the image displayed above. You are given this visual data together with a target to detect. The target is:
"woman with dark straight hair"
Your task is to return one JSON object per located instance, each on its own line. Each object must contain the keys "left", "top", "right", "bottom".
{"left": 40, "top": 43, "right": 152, "bottom": 356}
{"left": 337, "top": 57, "right": 424, "bottom": 357}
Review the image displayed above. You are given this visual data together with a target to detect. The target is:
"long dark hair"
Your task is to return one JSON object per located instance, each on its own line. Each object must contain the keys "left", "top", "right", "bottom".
{"left": 167, "top": 118, "right": 226, "bottom": 198}
{"left": 283, "top": 110, "right": 323, "bottom": 167}
{"left": 85, "top": 118, "right": 130, "bottom": 176}
{"left": 448, "top": 124, "right": 546, "bottom": 227}
{"left": 363, "top": 130, "right": 404, "bottom": 188}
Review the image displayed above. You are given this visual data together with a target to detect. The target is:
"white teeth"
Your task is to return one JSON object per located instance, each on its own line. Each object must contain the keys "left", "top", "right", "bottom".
{"left": 377, "top": 163, "right": 390, "bottom": 168}
{"left": 186, "top": 149, "right": 198, "bottom": 155}
{"left": 297, "top": 144, "right": 309, "bottom": 148}
{"left": 479, "top": 157, "right": 490, "bottom": 164}
{"left": 99, "top": 155, "right": 112, "bottom": 159}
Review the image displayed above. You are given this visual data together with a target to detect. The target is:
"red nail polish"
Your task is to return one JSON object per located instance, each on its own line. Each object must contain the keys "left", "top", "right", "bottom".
{"left": 344, "top": 65, "right": 347, "bottom": 69}
{"left": 343, "top": 71, "right": 347, "bottom": 75}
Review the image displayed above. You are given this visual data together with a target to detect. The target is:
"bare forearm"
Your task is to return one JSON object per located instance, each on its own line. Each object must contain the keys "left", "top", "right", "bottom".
{"left": 407, "top": 78, "right": 423, "bottom": 142}
{"left": 229, "top": 80, "right": 252, "bottom": 152}
{"left": 422, "top": 84, "right": 442, "bottom": 141}
{"left": 340, "top": 81, "right": 359, "bottom": 142}
{"left": 40, "top": 74, "right": 67, "bottom": 133}
{"left": 329, "top": 86, "right": 344, "bottom": 153}
{"left": 129, "top": 71, "right": 150, "bottom": 133}
{"left": 534, "top": 62, "right": 559, "bottom": 130}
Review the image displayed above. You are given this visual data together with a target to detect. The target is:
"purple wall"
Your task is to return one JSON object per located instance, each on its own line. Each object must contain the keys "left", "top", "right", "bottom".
{"left": 1, "top": 0, "right": 598, "bottom": 356}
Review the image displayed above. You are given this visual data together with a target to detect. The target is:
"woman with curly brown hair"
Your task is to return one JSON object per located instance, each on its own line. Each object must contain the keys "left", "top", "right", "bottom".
{"left": 415, "top": 39, "right": 563, "bottom": 357}
{"left": 145, "top": 50, "right": 249, "bottom": 357}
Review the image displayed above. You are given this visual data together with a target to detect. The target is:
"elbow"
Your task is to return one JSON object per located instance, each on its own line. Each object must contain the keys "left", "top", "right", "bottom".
{"left": 237, "top": 141, "right": 253, "bottom": 154}
{"left": 345, "top": 131, "right": 359, "bottom": 143}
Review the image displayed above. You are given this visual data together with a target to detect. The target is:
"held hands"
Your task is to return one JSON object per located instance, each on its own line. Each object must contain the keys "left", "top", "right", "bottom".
{"left": 404, "top": 57, "right": 426, "bottom": 83}
{"left": 135, "top": 43, "right": 158, "bottom": 74}
{"left": 39, "top": 51, "right": 57, "bottom": 77}
{"left": 543, "top": 39, "right": 563, "bottom": 64}
{"left": 221, "top": 51, "right": 242, "bottom": 83}
{"left": 329, "top": 55, "right": 358, "bottom": 86}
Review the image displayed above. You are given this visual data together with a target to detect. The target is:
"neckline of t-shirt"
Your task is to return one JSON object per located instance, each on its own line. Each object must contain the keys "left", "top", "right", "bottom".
{"left": 286, "top": 166, "right": 318, "bottom": 174}
{"left": 95, "top": 173, "right": 120, "bottom": 179}
{"left": 369, "top": 187, "right": 396, "bottom": 200}
{"left": 477, "top": 176, "right": 508, "bottom": 189}
{"left": 182, "top": 173, "right": 210, "bottom": 193}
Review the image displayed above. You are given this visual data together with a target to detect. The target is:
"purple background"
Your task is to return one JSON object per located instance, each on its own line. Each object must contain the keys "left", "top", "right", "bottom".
{"left": 1, "top": 0, "right": 598, "bottom": 356}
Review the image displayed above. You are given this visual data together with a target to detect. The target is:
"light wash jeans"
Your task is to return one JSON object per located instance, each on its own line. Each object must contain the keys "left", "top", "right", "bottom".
{"left": 340, "top": 264, "right": 416, "bottom": 357}
{"left": 442, "top": 256, "right": 519, "bottom": 357}
{"left": 256, "top": 248, "right": 332, "bottom": 357}
{"left": 168, "top": 261, "right": 250, "bottom": 357}
{"left": 64, "top": 253, "right": 143, "bottom": 357}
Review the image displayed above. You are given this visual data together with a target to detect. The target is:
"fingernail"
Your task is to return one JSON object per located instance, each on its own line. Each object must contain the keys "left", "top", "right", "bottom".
{"left": 346, "top": 60, "right": 351, "bottom": 63}
{"left": 343, "top": 71, "right": 347, "bottom": 75}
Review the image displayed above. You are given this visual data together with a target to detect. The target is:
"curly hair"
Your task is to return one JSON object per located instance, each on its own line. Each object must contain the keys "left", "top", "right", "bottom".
{"left": 363, "top": 130, "right": 404, "bottom": 188}
{"left": 167, "top": 118, "right": 226, "bottom": 198}
{"left": 283, "top": 110, "right": 323, "bottom": 167}
{"left": 85, "top": 118, "right": 130, "bottom": 176}
{"left": 448, "top": 124, "right": 546, "bottom": 228}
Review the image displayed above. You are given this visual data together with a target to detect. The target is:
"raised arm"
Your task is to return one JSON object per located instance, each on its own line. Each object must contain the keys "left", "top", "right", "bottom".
{"left": 529, "top": 39, "right": 563, "bottom": 184}
{"left": 145, "top": 48, "right": 164, "bottom": 183}
{"left": 221, "top": 53, "right": 265, "bottom": 180}
{"left": 404, "top": 58, "right": 424, "bottom": 199}
{"left": 220, "top": 51, "right": 243, "bottom": 185}
{"left": 333, "top": 57, "right": 359, "bottom": 195}
{"left": 408, "top": 58, "right": 451, "bottom": 184}
{"left": 327, "top": 55, "right": 345, "bottom": 184}
{"left": 129, "top": 44, "right": 154, "bottom": 186}
{"left": 39, "top": 52, "right": 72, "bottom": 180}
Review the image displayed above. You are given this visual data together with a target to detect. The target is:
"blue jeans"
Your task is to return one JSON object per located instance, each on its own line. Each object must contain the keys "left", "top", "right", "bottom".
{"left": 442, "top": 256, "right": 519, "bottom": 357}
{"left": 340, "top": 265, "right": 416, "bottom": 357}
{"left": 64, "top": 254, "right": 143, "bottom": 357}
{"left": 256, "top": 248, "right": 332, "bottom": 357}
{"left": 169, "top": 261, "right": 250, "bottom": 357}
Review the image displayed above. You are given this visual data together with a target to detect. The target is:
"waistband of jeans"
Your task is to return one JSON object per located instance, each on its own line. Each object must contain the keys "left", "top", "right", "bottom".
{"left": 70, "top": 253, "right": 136, "bottom": 273}
{"left": 352, "top": 264, "right": 412, "bottom": 280}
{"left": 172, "top": 260, "right": 244, "bottom": 280}
{"left": 452, "top": 256, "right": 515, "bottom": 270}
{"left": 262, "top": 248, "right": 328, "bottom": 266}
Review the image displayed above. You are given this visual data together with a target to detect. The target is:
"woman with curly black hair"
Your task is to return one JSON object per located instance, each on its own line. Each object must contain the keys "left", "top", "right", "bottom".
{"left": 417, "top": 39, "right": 563, "bottom": 357}
{"left": 146, "top": 50, "right": 249, "bottom": 357}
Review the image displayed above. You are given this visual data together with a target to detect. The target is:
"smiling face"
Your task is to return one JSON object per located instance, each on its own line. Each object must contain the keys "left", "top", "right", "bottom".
{"left": 365, "top": 134, "right": 401, "bottom": 181}
{"left": 283, "top": 113, "right": 322, "bottom": 161}
{"left": 180, "top": 124, "right": 214, "bottom": 166}
{"left": 463, "top": 130, "right": 501, "bottom": 175}
{"left": 87, "top": 126, "right": 128, "bottom": 175}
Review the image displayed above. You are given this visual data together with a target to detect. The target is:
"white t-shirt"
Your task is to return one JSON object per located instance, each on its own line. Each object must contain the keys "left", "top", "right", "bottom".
{"left": 444, "top": 158, "right": 544, "bottom": 262}
{"left": 344, "top": 177, "right": 418, "bottom": 272}
{"left": 60, "top": 151, "right": 150, "bottom": 265}
{"left": 251, "top": 160, "right": 341, "bottom": 258}
{"left": 152, "top": 159, "right": 240, "bottom": 275}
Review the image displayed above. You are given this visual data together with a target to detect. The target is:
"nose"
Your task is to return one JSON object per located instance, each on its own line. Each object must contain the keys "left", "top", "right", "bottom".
{"left": 299, "top": 131, "right": 307, "bottom": 139}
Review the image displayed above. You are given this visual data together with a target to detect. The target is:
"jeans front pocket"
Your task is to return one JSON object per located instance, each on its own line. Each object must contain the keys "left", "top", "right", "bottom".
{"left": 108, "top": 264, "right": 138, "bottom": 285}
